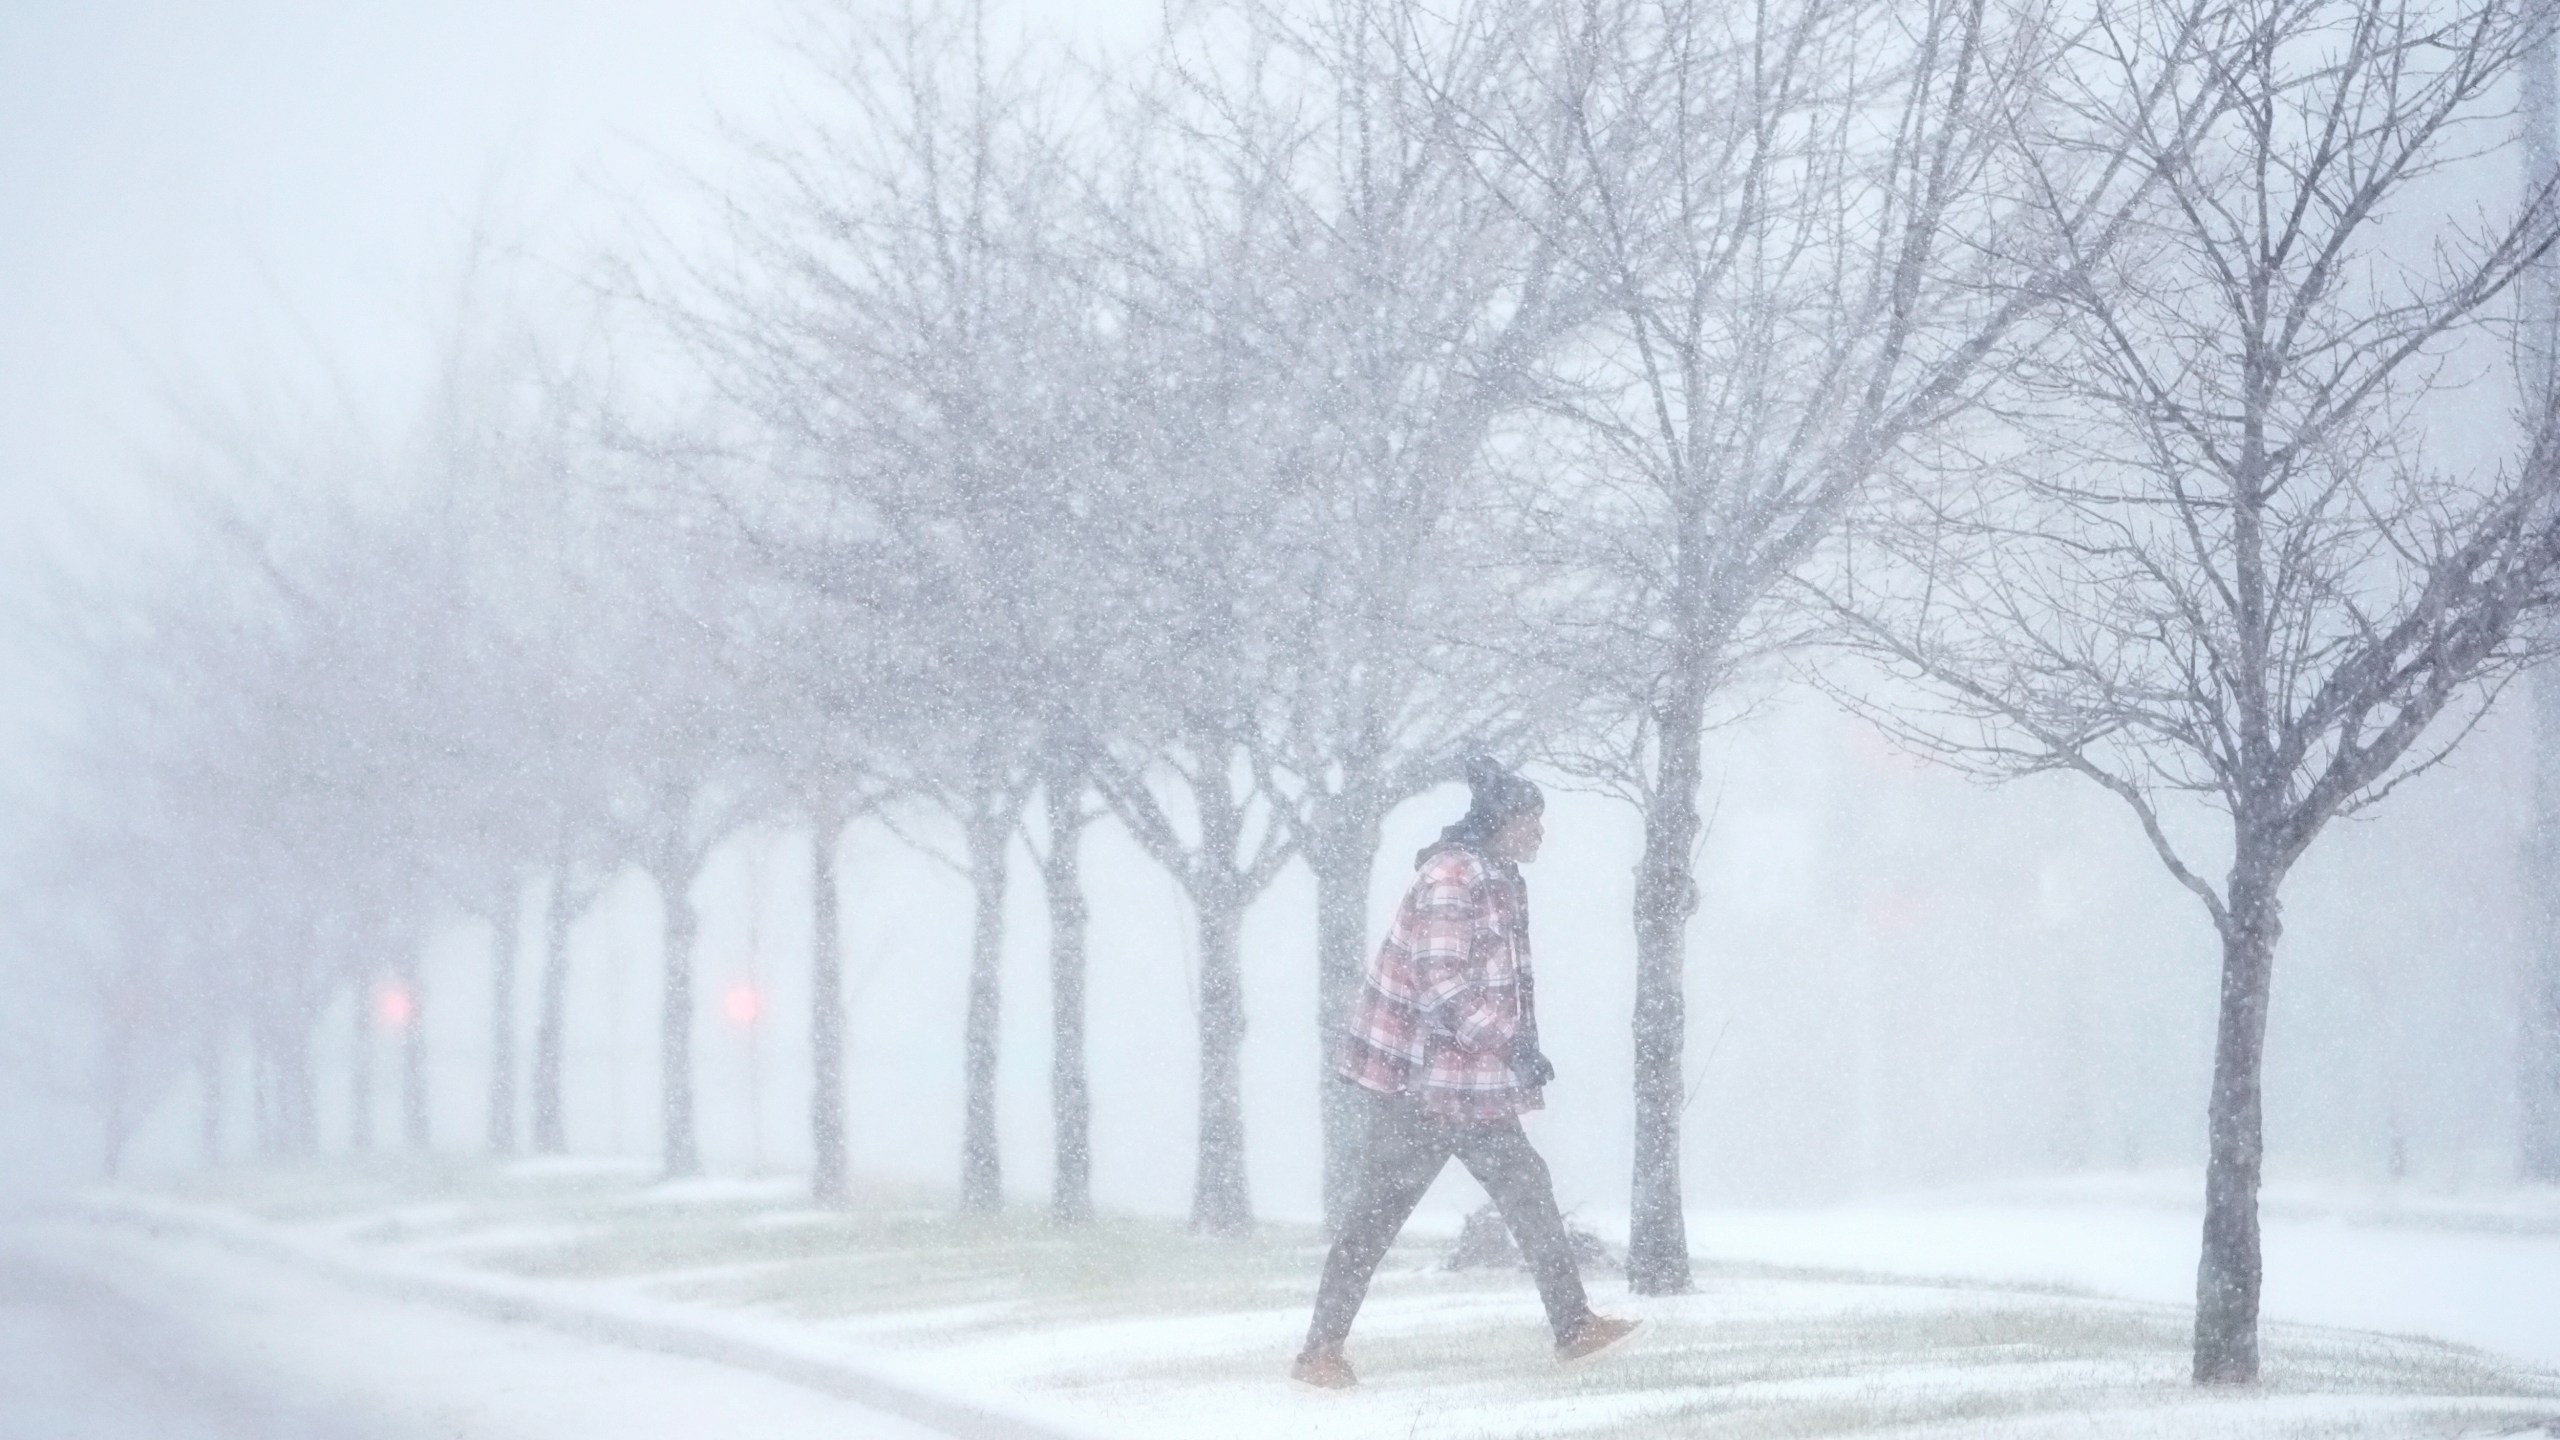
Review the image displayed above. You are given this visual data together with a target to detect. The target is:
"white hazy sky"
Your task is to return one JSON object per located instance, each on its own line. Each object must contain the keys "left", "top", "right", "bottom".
{"left": 0, "top": 0, "right": 1169, "bottom": 1194}
{"left": 0, "top": 0, "right": 1163, "bottom": 758}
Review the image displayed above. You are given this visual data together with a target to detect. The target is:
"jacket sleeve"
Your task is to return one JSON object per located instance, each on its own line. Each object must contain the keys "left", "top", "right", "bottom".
{"left": 1412, "top": 860, "right": 1521, "bottom": 1053}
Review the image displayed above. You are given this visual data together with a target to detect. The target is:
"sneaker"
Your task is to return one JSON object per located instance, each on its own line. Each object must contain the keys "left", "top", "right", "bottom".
{"left": 1291, "top": 1348, "right": 1358, "bottom": 1389}
{"left": 1556, "top": 1314, "right": 1641, "bottom": 1362}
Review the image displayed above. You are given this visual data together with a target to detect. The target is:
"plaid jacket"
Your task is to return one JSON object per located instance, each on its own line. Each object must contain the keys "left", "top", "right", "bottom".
{"left": 1335, "top": 843, "right": 1543, "bottom": 1122}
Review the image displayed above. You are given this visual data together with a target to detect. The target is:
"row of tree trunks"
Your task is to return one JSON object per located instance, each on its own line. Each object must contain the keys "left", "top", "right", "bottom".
{"left": 207, "top": 797, "right": 1266, "bottom": 1237}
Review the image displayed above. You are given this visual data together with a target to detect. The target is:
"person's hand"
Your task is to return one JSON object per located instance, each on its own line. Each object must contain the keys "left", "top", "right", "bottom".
{"left": 1510, "top": 1033, "right": 1557, "bottom": 1087}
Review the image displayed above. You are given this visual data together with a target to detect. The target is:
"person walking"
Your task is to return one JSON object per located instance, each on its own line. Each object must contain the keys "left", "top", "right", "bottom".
{"left": 1293, "top": 757, "right": 1640, "bottom": 1389}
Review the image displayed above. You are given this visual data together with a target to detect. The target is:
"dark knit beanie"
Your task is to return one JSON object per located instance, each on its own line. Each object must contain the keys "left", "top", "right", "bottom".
{"left": 1418, "top": 755, "right": 1545, "bottom": 865}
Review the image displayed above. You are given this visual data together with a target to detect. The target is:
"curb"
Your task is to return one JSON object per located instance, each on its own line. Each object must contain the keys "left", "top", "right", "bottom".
{"left": 68, "top": 1194, "right": 1113, "bottom": 1440}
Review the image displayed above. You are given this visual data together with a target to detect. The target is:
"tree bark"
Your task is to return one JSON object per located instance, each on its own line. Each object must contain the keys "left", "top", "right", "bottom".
{"left": 810, "top": 814, "right": 851, "bottom": 1204}
{"left": 487, "top": 880, "right": 522, "bottom": 1156}
{"left": 1176, "top": 752, "right": 1257, "bottom": 1239}
{"left": 1306, "top": 799, "right": 1382, "bottom": 1236}
{"left": 2522, "top": 0, "right": 2560, "bottom": 1189}
{"left": 101, "top": 1068, "right": 132, "bottom": 1179}
{"left": 1043, "top": 768, "right": 1094, "bottom": 1226}
{"left": 199, "top": 1024, "right": 225, "bottom": 1166}
{"left": 960, "top": 803, "right": 1010, "bottom": 1213}
{"left": 399, "top": 957, "right": 429, "bottom": 1152}
{"left": 659, "top": 856, "right": 702, "bottom": 1180}
{"left": 1629, "top": 693, "right": 1706, "bottom": 1294}
{"left": 251, "top": 1030, "right": 274, "bottom": 1159}
{"left": 349, "top": 974, "right": 374, "bottom": 1154}
{"left": 99, "top": 998, "right": 136, "bottom": 1179}
{"left": 2528, "top": 710, "right": 2560, "bottom": 1183}
{"left": 274, "top": 1003, "right": 318, "bottom": 1158}
{"left": 2193, "top": 861, "right": 2282, "bottom": 1384}
{"left": 2527, "top": 670, "right": 2560, "bottom": 1181}
{"left": 1191, "top": 877, "right": 1253, "bottom": 1237}
{"left": 531, "top": 869, "right": 574, "bottom": 1155}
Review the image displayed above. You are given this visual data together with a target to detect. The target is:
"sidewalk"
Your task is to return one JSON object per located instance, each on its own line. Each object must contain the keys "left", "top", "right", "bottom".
{"left": 50, "top": 1160, "right": 2560, "bottom": 1440}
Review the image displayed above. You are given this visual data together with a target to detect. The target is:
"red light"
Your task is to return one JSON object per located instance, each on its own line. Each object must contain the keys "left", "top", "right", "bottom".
{"left": 724, "top": 983, "right": 762, "bottom": 1028}
{"left": 377, "top": 985, "right": 415, "bottom": 1029}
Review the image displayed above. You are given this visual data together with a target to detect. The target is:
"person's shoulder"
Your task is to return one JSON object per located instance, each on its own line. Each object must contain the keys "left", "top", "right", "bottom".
{"left": 1417, "top": 847, "right": 1489, "bottom": 887}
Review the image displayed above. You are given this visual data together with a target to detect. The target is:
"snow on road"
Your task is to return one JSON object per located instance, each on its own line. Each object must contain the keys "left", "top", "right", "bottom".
{"left": 0, "top": 1219, "right": 957, "bottom": 1440}
{"left": 0, "top": 1242, "right": 404, "bottom": 1440}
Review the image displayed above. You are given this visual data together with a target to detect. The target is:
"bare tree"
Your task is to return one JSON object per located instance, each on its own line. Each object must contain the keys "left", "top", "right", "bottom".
{"left": 1840, "top": 0, "right": 2560, "bottom": 1381}
{"left": 660, "top": 0, "right": 1120, "bottom": 1213}
{"left": 1073, "top": 105, "right": 1323, "bottom": 1234}
{"left": 1159, "top": 0, "right": 1602, "bottom": 1232}
{"left": 2519, "top": 0, "right": 2560, "bottom": 1184}
{"left": 1446, "top": 0, "right": 2209, "bottom": 1292}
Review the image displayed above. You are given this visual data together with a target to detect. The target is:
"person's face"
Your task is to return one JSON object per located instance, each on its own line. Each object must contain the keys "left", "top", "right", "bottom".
{"left": 1492, "top": 807, "right": 1545, "bottom": 863}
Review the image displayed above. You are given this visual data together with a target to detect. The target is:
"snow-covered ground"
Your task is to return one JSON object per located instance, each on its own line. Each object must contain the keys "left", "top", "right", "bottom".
{"left": 1686, "top": 1174, "right": 2560, "bottom": 1374}
{"left": 18, "top": 1163, "right": 2560, "bottom": 1440}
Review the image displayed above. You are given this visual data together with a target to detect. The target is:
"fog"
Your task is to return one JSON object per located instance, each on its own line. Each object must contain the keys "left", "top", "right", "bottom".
{"left": 97, "top": 696, "right": 2524, "bottom": 1217}
{"left": 6, "top": 0, "right": 2560, "bottom": 1428}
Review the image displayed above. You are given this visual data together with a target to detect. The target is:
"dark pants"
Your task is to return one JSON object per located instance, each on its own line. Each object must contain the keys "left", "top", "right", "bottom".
{"left": 1304, "top": 1090, "right": 1593, "bottom": 1353}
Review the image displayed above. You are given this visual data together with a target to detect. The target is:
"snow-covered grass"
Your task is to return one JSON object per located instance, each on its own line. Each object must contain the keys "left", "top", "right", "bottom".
{"left": 96, "top": 1161, "right": 2560, "bottom": 1439}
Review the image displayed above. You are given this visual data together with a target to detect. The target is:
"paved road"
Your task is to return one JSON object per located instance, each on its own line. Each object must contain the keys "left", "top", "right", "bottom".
{"left": 0, "top": 1220, "right": 963, "bottom": 1440}
{"left": 0, "top": 1240, "right": 400, "bottom": 1440}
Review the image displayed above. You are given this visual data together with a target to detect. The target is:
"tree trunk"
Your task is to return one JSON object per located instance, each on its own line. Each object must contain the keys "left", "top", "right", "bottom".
{"left": 1629, "top": 694, "right": 1706, "bottom": 1294}
{"left": 350, "top": 975, "right": 374, "bottom": 1154}
{"left": 2193, "top": 861, "right": 2282, "bottom": 1385}
{"left": 487, "top": 880, "right": 522, "bottom": 1156}
{"left": 1043, "top": 768, "right": 1094, "bottom": 1226}
{"left": 531, "top": 870, "right": 574, "bottom": 1155}
{"left": 810, "top": 814, "right": 851, "bottom": 1204}
{"left": 960, "top": 804, "right": 1010, "bottom": 1213}
{"left": 399, "top": 958, "right": 430, "bottom": 1152}
{"left": 99, "top": 1005, "right": 135, "bottom": 1179}
{"left": 2522, "top": 658, "right": 2560, "bottom": 1181}
{"left": 199, "top": 1024, "right": 224, "bottom": 1166}
{"left": 2522, "top": 0, "right": 2560, "bottom": 1188}
{"left": 1191, "top": 877, "right": 1253, "bottom": 1237}
{"left": 659, "top": 857, "right": 702, "bottom": 1180}
{"left": 101, "top": 1080, "right": 132, "bottom": 1179}
{"left": 1306, "top": 799, "right": 1382, "bottom": 1236}
{"left": 275, "top": 1004, "right": 318, "bottom": 1157}
{"left": 251, "top": 1030, "right": 275, "bottom": 1159}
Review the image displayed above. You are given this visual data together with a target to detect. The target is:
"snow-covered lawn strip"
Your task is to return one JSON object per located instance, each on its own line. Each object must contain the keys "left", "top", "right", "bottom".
{"left": 80, "top": 1163, "right": 2560, "bottom": 1439}
{"left": 1681, "top": 1177, "right": 2560, "bottom": 1373}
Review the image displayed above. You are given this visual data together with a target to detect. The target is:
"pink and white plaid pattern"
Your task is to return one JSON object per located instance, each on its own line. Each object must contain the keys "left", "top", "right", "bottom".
{"left": 1336, "top": 845, "right": 1542, "bottom": 1122}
